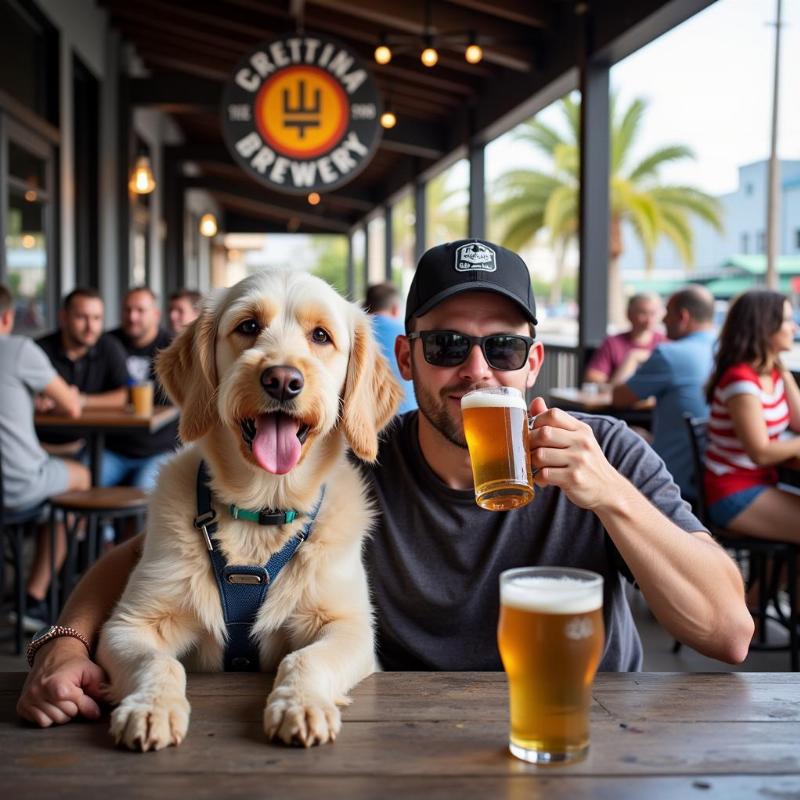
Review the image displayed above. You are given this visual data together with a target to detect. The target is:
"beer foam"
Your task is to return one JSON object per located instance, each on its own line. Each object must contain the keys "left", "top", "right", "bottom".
{"left": 501, "top": 576, "right": 603, "bottom": 614}
{"left": 461, "top": 389, "right": 527, "bottom": 411}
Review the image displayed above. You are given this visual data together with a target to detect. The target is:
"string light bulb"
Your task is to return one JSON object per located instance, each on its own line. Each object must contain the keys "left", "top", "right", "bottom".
{"left": 420, "top": 42, "right": 439, "bottom": 67}
{"left": 199, "top": 213, "right": 218, "bottom": 237}
{"left": 308, "top": 192, "right": 321, "bottom": 206}
{"left": 128, "top": 154, "right": 156, "bottom": 195}
{"left": 374, "top": 42, "right": 392, "bottom": 65}
{"left": 465, "top": 37, "right": 483, "bottom": 64}
{"left": 380, "top": 109, "right": 397, "bottom": 129}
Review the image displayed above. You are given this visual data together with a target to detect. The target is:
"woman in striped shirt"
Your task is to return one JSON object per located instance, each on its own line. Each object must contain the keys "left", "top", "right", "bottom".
{"left": 704, "top": 290, "right": 800, "bottom": 538}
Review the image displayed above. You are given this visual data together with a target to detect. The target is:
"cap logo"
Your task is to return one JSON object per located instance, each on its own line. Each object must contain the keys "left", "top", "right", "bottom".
{"left": 455, "top": 242, "right": 496, "bottom": 273}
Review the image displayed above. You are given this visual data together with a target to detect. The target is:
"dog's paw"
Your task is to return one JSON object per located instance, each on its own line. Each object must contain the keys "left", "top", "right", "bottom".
{"left": 110, "top": 692, "right": 190, "bottom": 752}
{"left": 263, "top": 686, "right": 341, "bottom": 747}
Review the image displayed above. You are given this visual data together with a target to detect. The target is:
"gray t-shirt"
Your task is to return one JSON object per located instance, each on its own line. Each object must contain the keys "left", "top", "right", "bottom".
{"left": 0, "top": 335, "right": 57, "bottom": 507}
{"left": 360, "top": 411, "right": 704, "bottom": 672}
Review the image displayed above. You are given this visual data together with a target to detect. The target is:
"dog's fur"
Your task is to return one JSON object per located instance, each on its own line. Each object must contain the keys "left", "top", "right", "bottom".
{"left": 96, "top": 269, "right": 402, "bottom": 751}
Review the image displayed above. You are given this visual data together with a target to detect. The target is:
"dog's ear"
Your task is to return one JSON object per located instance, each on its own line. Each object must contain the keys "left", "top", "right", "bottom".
{"left": 156, "top": 308, "right": 219, "bottom": 442}
{"left": 340, "top": 310, "right": 403, "bottom": 462}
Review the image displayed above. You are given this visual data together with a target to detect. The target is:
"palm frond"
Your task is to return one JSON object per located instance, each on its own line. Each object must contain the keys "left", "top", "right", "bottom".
{"left": 649, "top": 186, "right": 723, "bottom": 232}
{"left": 512, "top": 119, "right": 567, "bottom": 157}
{"left": 658, "top": 207, "right": 694, "bottom": 265}
{"left": 627, "top": 145, "right": 695, "bottom": 183}
{"left": 544, "top": 185, "right": 579, "bottom": 241}
{"left": 611, "top": 97, "right": 647, "bottom": 174}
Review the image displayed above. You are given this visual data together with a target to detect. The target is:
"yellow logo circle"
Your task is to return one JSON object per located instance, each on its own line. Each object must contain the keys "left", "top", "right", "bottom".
{"left": 255, "top": 66, "right": 348, "bottom": 159}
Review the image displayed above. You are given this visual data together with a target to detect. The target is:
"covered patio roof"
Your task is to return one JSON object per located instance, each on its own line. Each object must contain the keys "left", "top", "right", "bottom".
{"left": 102, "top": 0, "right": 712, "bottom": 238}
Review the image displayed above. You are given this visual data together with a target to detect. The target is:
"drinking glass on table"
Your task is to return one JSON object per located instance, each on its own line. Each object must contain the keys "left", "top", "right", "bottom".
{"left": 498, "top": 567, "right": 604, "bottom": 763}
{"left": 130, "top": 380, "right": 154, "bottom": 416}
{"left": 461, "top": 386, "right": 534, "bottom": 511}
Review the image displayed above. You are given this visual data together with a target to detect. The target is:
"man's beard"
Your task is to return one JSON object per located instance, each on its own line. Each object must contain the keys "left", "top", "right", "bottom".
{"left": 411, "top": 360, "right": 481, "bottom": 450}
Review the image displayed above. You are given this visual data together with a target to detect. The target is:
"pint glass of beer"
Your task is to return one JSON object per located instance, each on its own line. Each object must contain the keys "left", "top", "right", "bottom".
{"left": 498, "top": 567, "right": 604, "bottom": 763}
{"left": 461, "top": 387, "right": 533, "bottom": 511}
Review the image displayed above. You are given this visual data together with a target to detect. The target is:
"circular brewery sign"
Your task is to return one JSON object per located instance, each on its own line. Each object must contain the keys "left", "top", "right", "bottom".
{"left": 221, "top": 33, "right": 382, "bottom": 195}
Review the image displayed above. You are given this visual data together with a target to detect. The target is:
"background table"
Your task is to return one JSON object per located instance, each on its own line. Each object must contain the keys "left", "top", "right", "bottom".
{"left": 35, "top": 406, "right": 179, "bottom": 485}
{"left": 2, "top": 671, "right": 800, "bottom": 799}
{"left": 550, "top": 387, "right": 655, "bottom": 430}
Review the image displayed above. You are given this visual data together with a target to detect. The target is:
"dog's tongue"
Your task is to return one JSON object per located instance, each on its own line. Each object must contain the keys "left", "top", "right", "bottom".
{"left": 252, "top": 413, "right": 302, "bottom": 474}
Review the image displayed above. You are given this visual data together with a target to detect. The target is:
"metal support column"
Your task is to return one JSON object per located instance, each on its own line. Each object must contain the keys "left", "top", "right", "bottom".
{"left": 577, "top": 11, "right": 610, "bottom": 368}
{"left": 362, "top": 223, "right": 370, "bottom": 293}
{"left": 346, "top": 232, "right": 355, "bottom": 300}
{"left": 384, "top": 204, "right": 393, "bottom": 282}
{"left": 414, "top": 178, "right": 426, "bottom": 263}
{"left": 468, "top": 141, "right": 485, "bottom": 240}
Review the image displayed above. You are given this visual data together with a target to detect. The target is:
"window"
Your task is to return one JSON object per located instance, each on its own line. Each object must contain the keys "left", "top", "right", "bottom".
{"left": 745, "top": 183, "right": 754, "bottom": 196}
{"left": 3, "top": 121, "right": 56, "bottom": 336}
{"left": 740, "top": 232, "right": 749, "bottom": 253}
{"left": 795, "top": 229, "right": 800, "bottom": 251}
{"left": 756, "top": 231, "right": 765, "bottom": 254}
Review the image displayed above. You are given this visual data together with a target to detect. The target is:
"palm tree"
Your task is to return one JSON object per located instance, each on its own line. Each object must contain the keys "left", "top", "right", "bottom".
{"left": 492, "top": 94, "right": 723, "bottom": 324}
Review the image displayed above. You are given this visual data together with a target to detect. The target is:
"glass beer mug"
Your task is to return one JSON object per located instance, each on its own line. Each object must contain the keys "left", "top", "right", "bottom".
{"left": 461, "top": 386, "right": 534, "bottom": 511}
{"left": 498, "top": 567, "right": 605, "bottom": 763}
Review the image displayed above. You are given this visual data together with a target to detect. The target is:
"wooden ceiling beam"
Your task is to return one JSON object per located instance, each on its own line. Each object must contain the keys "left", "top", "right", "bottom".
{"left": 442, "top": 0, "right": 554, "bottom": 28}
{"left": 183, "top": 171, "right": 375, "bottom": 213}
{"left": 183, "top": 179, "right": 353, "bottom": 233}
{"left": 308, "top": 0, "right": 536, "bottom": 71}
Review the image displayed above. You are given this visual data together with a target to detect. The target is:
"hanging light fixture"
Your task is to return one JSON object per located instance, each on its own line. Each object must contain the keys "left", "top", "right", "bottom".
{"left": 128, "top": 153, "right": 156, "bottom": 195}
{"left": 420, "top": 35, "right": 439, "bottom": 67}
{"left": 380, "top": 99, "right": 397, "bottom": 129}
{"left": 374, "top": 34, "right": 392, "bottom": 65}
{"left": 465, "top": 33, "right": 483, "bottom": 64}
{"left": 373, "top": 0, "right": 493, "bottom": 71}
{"left": 199, "top": 213, "right": 218, "bottom": 237}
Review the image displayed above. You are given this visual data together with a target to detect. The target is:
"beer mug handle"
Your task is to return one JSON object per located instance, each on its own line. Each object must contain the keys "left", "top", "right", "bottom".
{"left": 527, "top": 415, "right": 540, "bottom": 481}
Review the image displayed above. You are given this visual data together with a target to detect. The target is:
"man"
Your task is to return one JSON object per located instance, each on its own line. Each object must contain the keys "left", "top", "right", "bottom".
{"left": 168, "top": 288, "right": 201, "bottom": 336}
{"left": 611, "top": 285, "right": 716, "bottom": 502}
{"left": 16, "top": 241, "right": 752, "bottom": 726}
{"left": 103, "top": 287, "right": 177, "bottom": 490}
{"left": 0, "top": 284, "right": 90, "bottom": 629}
{"left": 36, "top": 288, "right": 129, "bottom": 455}
{"left": 584, "top": 293, "right": 666, "bottom": 386}
{"left": 364, "top": 282, "right": 417, "bottom": 414}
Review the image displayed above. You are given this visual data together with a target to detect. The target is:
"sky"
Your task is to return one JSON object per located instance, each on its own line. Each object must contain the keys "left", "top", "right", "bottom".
{"left": 486, "top": 0, "right": 800, "bottom": 197}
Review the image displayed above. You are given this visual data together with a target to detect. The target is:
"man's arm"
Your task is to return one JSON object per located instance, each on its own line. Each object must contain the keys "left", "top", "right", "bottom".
{"left": 81, "top": 386, "right": 127, "bottom": 411}
{"left": 611, "top": 349, "right": 666, "bottom": 408}
{"left": 528, "top": 400, "right": 753, "bottom": 664}
{"left": 16, "top": 534, "right": 144, "bottom": 727}
{"left": 40, "top": 374, "right": 82, "bottom": 418}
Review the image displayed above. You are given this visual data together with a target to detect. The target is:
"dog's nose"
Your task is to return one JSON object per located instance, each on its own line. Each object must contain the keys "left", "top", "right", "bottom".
{"left": 261, "top": 365, "right": 304, "bottom": 402}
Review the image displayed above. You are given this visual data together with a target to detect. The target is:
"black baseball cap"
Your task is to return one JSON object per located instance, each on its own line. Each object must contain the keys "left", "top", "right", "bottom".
{"left": 405, "top": 239, "right": 537, "bottom": 331}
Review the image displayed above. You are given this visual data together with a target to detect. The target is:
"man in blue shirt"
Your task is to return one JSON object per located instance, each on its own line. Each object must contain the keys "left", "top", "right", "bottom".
{"left": 364, "top": 283, "right": 417, "bottom": 414}
{"left": 612, "top": 285, "right": 716, "bottom": 502}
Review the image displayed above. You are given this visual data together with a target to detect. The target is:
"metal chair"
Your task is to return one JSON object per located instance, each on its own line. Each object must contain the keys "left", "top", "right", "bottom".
{"left": 683, "top": 414, "right": 798, "bottom": 670}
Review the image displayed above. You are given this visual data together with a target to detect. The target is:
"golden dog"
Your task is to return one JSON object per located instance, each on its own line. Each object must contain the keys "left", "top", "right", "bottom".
{"left": 96, "top": 269, "right": 402, "bottom": 751}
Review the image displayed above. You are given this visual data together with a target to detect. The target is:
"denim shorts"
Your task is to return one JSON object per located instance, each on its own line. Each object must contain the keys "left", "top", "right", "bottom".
{"left": 707, "top": 485, "right": 768, "bottom": 527}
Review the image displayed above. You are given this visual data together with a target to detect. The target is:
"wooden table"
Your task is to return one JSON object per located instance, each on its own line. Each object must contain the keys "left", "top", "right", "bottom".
{"left": 35, "top": 406, "right": 179, "bottom": 485}
{"left": 549, "top": 387, "right": 655, "bottom": 430}
{"left": 3, "top": 671, "right": 800, "bottom": 798}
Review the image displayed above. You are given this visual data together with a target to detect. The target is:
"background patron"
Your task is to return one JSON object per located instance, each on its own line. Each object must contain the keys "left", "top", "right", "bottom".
{"left": 103, "top": 287, "right": 177, "bottom": 490}
{"left": 585, "top": 292, "right": 667, "bottom": 386}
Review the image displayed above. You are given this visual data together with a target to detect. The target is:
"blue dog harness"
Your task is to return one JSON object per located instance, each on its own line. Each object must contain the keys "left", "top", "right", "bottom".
{"left": 193, "top": 461, "right": 325, "bottom": 671}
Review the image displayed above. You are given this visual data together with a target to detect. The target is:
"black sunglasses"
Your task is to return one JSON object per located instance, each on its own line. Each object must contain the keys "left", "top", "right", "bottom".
{"left": 408, "top": 330, "right": 535, "bottom": 371}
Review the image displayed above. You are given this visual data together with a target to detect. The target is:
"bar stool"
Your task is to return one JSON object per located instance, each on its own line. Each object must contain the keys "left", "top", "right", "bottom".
{"left": 48, "top": 487, "right": 148, "bottom": 620}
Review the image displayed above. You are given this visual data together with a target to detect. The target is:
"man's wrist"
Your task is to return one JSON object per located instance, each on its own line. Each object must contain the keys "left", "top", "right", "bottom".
{"left": 27, "top": 625, "right": 91, "bottom": 668}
